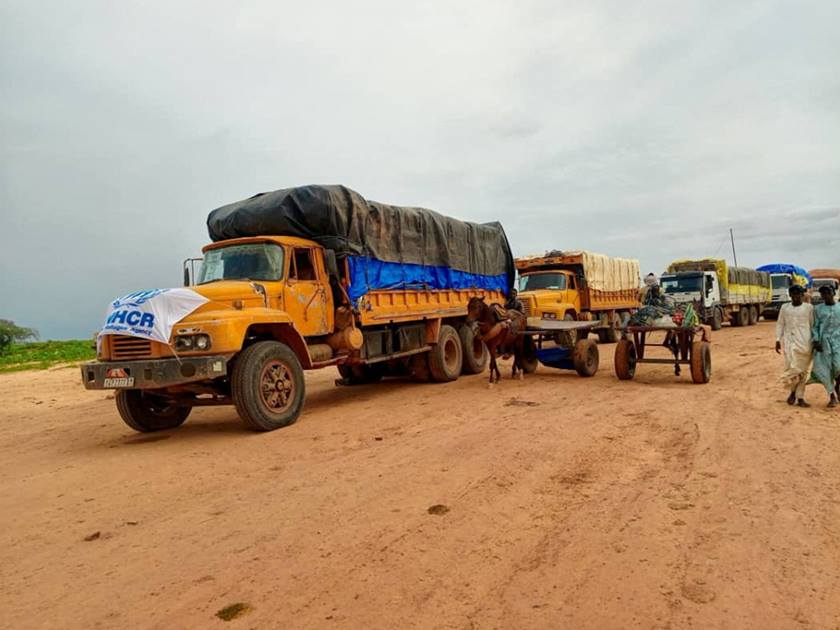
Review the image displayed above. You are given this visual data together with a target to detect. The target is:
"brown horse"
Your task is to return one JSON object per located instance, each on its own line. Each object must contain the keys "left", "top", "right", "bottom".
{"left": 466, "top": 296, "right": 528, "bottom": 384}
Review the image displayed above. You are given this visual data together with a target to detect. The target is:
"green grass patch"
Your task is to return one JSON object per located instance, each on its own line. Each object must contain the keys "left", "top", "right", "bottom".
{"left": 0, "top": 340, "right": 95, "bottom": 373}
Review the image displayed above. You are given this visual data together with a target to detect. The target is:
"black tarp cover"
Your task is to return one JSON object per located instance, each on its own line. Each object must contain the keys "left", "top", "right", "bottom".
{"left": 207, "top": 185, "right": 515, "bottom": 289}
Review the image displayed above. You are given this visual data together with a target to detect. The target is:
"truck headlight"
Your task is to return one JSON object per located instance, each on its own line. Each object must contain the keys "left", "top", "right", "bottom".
{"left": 175, "top": 334, "right": 211, "bottom": 351}
{"left": 542, "top": 312, "right": 557, "bottom": 320}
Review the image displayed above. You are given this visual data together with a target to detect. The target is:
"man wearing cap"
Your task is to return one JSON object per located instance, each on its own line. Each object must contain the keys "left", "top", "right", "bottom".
{"left": 775, "top": 284, "right": 815, "bottom": 407}
{"left": 811, "top": 285, "right": 840, "bottom": 408}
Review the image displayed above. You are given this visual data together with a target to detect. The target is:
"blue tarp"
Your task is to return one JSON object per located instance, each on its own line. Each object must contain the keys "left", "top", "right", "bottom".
{"left": 347, "top": 256, "right": 509, "bottom": 302}
{"left": 756, "top": 264, "right": 813, "bottom": 287}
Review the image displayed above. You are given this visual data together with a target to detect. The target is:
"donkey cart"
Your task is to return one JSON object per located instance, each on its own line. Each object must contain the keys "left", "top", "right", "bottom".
{"left": 614, "top": 325, "right": 711, "bottom": 384}
{"left": 520, "top": 318, "right": 603, "bottom": 377}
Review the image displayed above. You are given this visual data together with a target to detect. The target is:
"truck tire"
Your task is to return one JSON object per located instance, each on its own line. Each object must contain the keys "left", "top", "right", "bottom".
{"left": 555, "top": 313, "right": 579, "bottom": 347}
{"left": 597, "top": 313, "right": 620, "bottom": 344}
{"left": 710, "top": 307, "right": 723, "bottom": 331}
{"left": 733, "top": 307, "right": 748, "bottom": 327}
{"left": 614, "top": 338, "right": 637, "bottom": 380}
{"left": 521, "top": 336, "right": 538, "bottom": 374}
{"left": 429, "top": 325, "right": 462, "bottom": 382}
{"left": 573, "top": 338, "right": 599, "bottom": 377}
{"left": 459, "top": 324, "right": 488, "bottom": 374}
{"left": 337, "top": 363, "right": 385, "bottom": 385}
{"left": 690, "top": 341, "right": 711, "bottom": 384}
{"left": 232, "top": 341, "right": 305, "bottom": 431}
{"left": 748, "top": 305, "right": 758, "bottom": 325}
{"left": 115, "top": 390, "right": 191, "bottom": 433}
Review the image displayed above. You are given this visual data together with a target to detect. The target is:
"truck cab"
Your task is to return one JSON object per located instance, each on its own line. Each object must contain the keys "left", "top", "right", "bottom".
{"left": 660, "top": 271, "right": 720, "bottom": 309}
{"left": 518, "top": 270, "right": 580, "bottom": 320}
{"left": 763, "top": 273, "right": 792, "bottom": 318}
{"left": 811, "top": 277, "right": 840, "bottom": 304}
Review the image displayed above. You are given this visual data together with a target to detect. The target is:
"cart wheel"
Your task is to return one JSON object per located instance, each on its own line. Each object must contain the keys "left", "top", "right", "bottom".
{"left": 614, "top": 338, "right": 637, "bottom": 380}
{"left": 690, "top": 341, "right": 711, "bottom": 384}
{"left": 573, "top": 338, "right": 599, "bottom": 377}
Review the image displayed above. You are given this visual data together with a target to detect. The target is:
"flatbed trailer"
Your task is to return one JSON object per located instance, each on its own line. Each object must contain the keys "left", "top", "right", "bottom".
{"left": 614, "top": 325, "right": 711, "bottom": 384}
{"left": 518, "top": 318, "right": 602, "bottom": 377}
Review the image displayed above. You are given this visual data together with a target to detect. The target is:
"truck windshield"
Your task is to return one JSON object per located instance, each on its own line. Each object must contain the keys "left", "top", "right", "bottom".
{"left": 519, "top": 273, "right": 566, "bottom": 291}
{"left": 197, "top": 243, "right": 285, "bottom": 284}
{"left": 814, "top": 279, "right": 836, "bottom": 290}
{"left": 661, "top": 275, "right": 702, "bottom": 293}
{"left": 771, "top": 275, "right": 791, "bottom": 289}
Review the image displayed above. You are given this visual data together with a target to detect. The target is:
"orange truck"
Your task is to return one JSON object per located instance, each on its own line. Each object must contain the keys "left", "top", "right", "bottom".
{"left": 515, "top": 250, "right": 641, "bottom": 343}
{"left": 82, "top": 186, "right": 513, "bottom": 432}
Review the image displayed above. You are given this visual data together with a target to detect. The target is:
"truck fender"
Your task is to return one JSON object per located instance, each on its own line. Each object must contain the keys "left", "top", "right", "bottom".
{"left": 244, "top": 323, "right": 312, "bottom": 369}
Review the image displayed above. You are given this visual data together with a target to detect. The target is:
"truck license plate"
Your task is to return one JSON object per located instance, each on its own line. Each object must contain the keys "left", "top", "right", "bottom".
{"left": 104, "top": 377, "right": 135, "bottom": 388}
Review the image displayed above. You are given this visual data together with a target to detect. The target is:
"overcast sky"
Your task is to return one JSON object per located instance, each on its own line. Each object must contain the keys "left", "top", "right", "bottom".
{"left": 2, "top": 0, "right": 839, "bottom": 339}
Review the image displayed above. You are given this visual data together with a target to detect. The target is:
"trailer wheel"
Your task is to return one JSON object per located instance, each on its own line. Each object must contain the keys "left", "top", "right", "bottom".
{"left": 710, "top": 307, "right": 723, "bottom": 331}
{"left": 232, "top": 341, "right": 305, "bottom": 431}
{"left": 690, "top": 341, "right": 712, "bottom": 384}
{"left": 573, "top": 338, "right": 599, "bottom": 377}
{"left": 429, "top": 325, "right": 462, "bottom": 382}
{"left": 115, "top": 390, "right": 191, "bottom": 433}
{"left": 337, "top": 363, "right": 385, "bottom": 385}
{"left": 748, "top": 305, "right": 758, "bottom": 325}
{"left": 459, "top": 324, "right": 488, "bottom": 374}
{"left": 614, "top": 338, "right": 637, "bottom": 380}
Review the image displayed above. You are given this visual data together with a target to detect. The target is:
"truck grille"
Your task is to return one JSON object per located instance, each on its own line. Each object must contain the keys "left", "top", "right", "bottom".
{"left": 110, "top": 335, "right": 153, "bottom": 360}
{"left": 522, "top": 298, "right": 534, "bottom": 317}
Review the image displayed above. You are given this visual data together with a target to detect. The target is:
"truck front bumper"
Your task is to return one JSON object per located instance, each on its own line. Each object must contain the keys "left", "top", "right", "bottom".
{"left": 81, "top": 355, "right": 230, "bottom": 390}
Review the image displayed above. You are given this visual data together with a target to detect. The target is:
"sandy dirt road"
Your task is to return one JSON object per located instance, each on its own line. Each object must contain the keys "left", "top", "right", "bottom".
{"left": 2, "top": 321, "right": 840, "bottom": 629}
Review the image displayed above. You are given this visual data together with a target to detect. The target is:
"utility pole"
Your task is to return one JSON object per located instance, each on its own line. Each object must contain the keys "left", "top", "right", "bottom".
{"left": 730, "top": 228, "right": 738, "bottom": 267}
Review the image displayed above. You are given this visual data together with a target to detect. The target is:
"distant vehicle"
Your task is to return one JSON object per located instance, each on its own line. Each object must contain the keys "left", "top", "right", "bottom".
{"left": 808, "top": 268, "right": 840, "bottom": 304}
{"left": 515, "top": 250, "right": 640, "bottom": 344}
{"left": 661, "top": 259, "right": 771, "bottom": 330}
{"left": 81, "top": 185, "right": 513, "bottom": 433}
{"left": 756, "top": 264, "right": 812, "bottom": 320}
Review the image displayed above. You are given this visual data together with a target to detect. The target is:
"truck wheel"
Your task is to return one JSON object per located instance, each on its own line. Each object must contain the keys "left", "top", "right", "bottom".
{"left": 521, "top": 336, "right": 538, "bottom": 374}
{"left": 555, "top": 313, "right": 579, "bottom": 347}
{"left": 597, "top": 314, "right": 620, "bottom": 344}
{"left": 232, "top": 341, "right": 305, "bottom": 431}
{"left": 429, "top": 325, "right": 462, "bottom": 382}
{"left": 732, "top": 307, "right": 748, "bottom": 327}
{"left": 115, "top": 390, "right": 191, "bottom": 433}
{"left": 614, "top": 338, "right": 637, "bottom": 380}
{"left": 459, "top": 324, "right": 488, "bottom": 374}
{"left": 710, "top": 307, "right": 723, "bottom": 331}
{"left": 690, "top": 341, "right": 711, "bottom": 384}
{"left": 337, "top": 363, "right": 385, "bottom": 385}
{"left": 573, "top": 338, "right": 599, "bottom": 377}
{"left": 748, "top": 305, "right": 758, "bottom": 325}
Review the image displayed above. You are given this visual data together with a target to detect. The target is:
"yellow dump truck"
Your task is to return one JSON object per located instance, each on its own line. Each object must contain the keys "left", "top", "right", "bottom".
{"left": 515, "top": 251, "right": 641, "bottom": 343}
{"left": 82, "top": 185, "right": 512, "bottom": 432}
{"left": 661, "top": 259, "right": 771, "bottom": 329}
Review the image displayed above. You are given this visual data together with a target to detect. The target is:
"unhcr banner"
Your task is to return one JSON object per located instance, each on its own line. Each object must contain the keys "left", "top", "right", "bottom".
{"left": 99, "top": 289, "right": 209, "bottom": 345}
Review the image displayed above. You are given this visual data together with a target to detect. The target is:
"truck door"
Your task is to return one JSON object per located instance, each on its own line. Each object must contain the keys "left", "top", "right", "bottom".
{"left": 705, "top": 272, "right": 720, "bottom": 307}
{"left": 285, "top": 247, "right": 331, "bottom": 336}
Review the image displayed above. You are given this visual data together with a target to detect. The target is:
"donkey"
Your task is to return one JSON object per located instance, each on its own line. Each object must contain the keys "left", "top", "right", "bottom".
{"left": 466, "top": 296, "right": 528, "bottom": 385}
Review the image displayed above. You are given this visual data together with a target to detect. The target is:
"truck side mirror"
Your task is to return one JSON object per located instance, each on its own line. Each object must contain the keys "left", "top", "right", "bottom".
{"left": 324, "top": 249, "right": 339, "bottom": 278}
{"left": 183, "top": 266, "right": 191, "bottom": 287}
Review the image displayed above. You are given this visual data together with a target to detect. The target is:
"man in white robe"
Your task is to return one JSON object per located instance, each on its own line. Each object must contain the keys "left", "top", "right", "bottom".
{"left": 775, "top": 285, "right": 815, "bottom": 407}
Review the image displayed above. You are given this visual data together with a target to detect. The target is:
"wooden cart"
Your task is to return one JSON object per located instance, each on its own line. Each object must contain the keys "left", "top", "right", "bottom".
{"left": 519, "top": 318, "right": 603, "bottom": 377}
{"left": 614, "top": 325, "right": 711, "bottom": 384}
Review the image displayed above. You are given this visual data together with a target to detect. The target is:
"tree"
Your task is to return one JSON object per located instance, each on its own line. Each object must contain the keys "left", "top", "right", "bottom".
{"left": 0, "top": 319, "right": 39, "bottom": 353}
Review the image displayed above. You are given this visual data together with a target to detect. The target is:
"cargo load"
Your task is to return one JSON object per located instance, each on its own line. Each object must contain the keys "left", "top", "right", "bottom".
{"left": 207, "top": 185, "right": 515, "bottom": 301}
